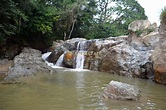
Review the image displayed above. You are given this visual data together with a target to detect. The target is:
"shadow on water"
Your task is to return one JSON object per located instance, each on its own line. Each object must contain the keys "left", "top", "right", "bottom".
{"left": 0, "top": 68, "right": 166, "bottom": 110}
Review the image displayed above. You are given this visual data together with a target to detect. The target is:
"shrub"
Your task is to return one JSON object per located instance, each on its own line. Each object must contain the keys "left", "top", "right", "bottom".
{"left": 160, "top": 7, "right": 166, "bottom": 24}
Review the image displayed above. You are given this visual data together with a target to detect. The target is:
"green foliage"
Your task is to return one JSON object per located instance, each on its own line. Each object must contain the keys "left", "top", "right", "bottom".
{"left": 0, "top": 0, "right": 148, "bottom": 50}
{"left": 0, "top": 0, "right": 27, "bottom": 42}
{"left": 82, "top": 0, "right": 147, "bottom": 39}
{"left": 160, "top": 7, "right": 166, "bottom": 24}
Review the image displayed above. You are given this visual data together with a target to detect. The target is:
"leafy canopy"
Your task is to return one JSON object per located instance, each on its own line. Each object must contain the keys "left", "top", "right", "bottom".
{"left": 0, "top": 0, "right": 147, "bottom": 49}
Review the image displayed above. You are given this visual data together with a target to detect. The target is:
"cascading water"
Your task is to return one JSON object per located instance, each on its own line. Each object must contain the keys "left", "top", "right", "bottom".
{"left": 42, "top": 40, "right": 88, "bottom": 69}
{"left": 55, "top": 53, "right": 65, "bottom": 66}
{"left": 75, "top": 41, "right": 87, "bottom": 69}
{"left": 42, "top": 52, "right": 63, "bottom": 68}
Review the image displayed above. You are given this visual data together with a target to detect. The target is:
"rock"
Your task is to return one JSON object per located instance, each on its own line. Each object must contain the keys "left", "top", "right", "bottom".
{"left": 130, "top": 37, "right": 149, "bottom": 51}
{"left": 128, "top": 20, "right": 157, "bottom": 38}
{"left": 142, "top": 32, "right": 160, "bottom": 49}
{"left": 152, "top": 22, "right": 166, "bottom": 84}
{"left": 139, "top": 62, "right": 154, "bottom": 79}
{"left": 103, "top": 80, "right": 141, "bottom": 101}
{"left": 148, "top": 22, "right": 158, "bottom": 32}
{"left": 5, "top": 48, "right": 52, "bottom": 80}
{"left": 49, "top": 40, "right": 64, "bottom": 52}
{"left": 46, "top": 46, "right": 67, "bottom": 64}
{"left": 64, "top": 38, "right": 87, "bottom": 51}
{"left": 0, "top": 59, "right": 13, "bottom": 80}
{"left": 85, "top": 39, "right": 124, "bottom": 71}
{"left": 84, "top": 51, "right": 99, "bottom": 70}
{"left": 99, "top": 42, "right": 150, "bottom": 77}
{"left": 63, "top": 51, "right": 75, "bottom": 68}
{"left": 106, "top": 35, "right": 128, "bottom": 41}
{"left": 88, "top": 39, "right": 123, "bottom": 52}
{"left": 128, "top": 20, "right": 151, "bottom": 32}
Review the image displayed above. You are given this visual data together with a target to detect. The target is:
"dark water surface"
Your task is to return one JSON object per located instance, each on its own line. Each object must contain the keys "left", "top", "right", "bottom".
{"left": 0, "top": 68, "right": 166, "bottom": 110}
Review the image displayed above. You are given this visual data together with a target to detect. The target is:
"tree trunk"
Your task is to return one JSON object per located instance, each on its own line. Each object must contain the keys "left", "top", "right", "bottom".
{"left": 68, "top": 21, "right": 76, "bottom": 39}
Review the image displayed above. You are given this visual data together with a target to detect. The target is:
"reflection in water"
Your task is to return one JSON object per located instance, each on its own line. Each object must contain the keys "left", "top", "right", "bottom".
{"left": 0, "top": 68, "right": 166, "bottom": 110}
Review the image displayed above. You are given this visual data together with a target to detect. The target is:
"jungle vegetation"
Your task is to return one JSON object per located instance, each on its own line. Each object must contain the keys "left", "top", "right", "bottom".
{"left": 0, "top": 0, "right": 147, "bottom": 49}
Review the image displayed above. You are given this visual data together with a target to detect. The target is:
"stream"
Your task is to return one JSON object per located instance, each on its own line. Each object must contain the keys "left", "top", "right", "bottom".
{"left": 0, "top": 67, "right": 166, "bottom": 110}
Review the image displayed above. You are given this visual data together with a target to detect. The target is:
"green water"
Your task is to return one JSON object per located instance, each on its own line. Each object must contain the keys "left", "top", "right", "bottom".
{"left": 0, "top": 68, "right": 166, "bottom": 110}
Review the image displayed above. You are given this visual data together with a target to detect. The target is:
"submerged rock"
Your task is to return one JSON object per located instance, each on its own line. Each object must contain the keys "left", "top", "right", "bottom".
{"left": 103, "top": 80, "right": 141, "bottom": 101}
{"left": 5, "top": 48, "right": 53, "bottom": 80}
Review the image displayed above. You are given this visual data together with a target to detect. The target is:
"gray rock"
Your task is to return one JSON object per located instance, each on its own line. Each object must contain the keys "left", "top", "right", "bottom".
{"left": 46, "top": 46, "right": 67, "bottom": 64}
{"left": 128, "top": 20, "right": 151, "bottom": 32}
{"left": 152, "top": 23, "right": 166, "bottom": 84}
{"left": 142, "top": 32, "right": 160, "bottom": 50}
{"left": 49, "top": 40, "right": 64, "bottom": 52}
{"left": 103, "top": 80, "right": 141, "bottom": 101}
{"left": 98, "top": 42, "right": 152, "bottom": 77}
{"left": 64, "top": 38, "right": 87, "bottom": 51}
{"left": 5, "top": 48, "right": 52, "bottom": 80}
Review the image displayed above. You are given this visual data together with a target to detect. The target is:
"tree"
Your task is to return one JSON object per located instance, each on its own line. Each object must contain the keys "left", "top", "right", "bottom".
{"left": 52, "top": 0, "right": 86, "bottom": 40}
{"left": 71, "top": 0, "right": 98, "bottom": 39}
{"left": 0, "top": 0, "right": 147, "bottom": 52}
{"left": 110, "top": 0, "right": 147, "bottom": 36}
{"left": 86, "top": 0, "right": 147, "bottom": 38}
{"left": 0, "top": 0, "right": 26, "bottom": 43}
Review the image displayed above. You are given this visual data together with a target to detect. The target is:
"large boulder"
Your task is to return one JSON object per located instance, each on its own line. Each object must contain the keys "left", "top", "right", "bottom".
{"left": 85, "top": 39, "right": 124, "bottom": 71}
{"left": 49, "top": 40, "right": 64, "bottom": 52}
{"left": 152, "top": 23, "right": 166, "bottom": 84}
{"left": 128, "top": 20, "right": 157, "bottom": 43}
{"left": 63, "top": 51, "right": 75, "bottom": 68}
{"left": 142, "top": 32, "right": 160, "bottom": 50}
{"left": 99, "top": 42, "right": 152, "bottom": 77}
{"left": 46, "top": 46, "right": 67, "bottom": 64}
{"left": 85, "top": 37, "right": 154, "bottom": 78}
{"left": 128, "top": 20, "right": 151, "bottom": 32}
{"left": 103, "top": 80, "right": 141, "bottom": 101}
{"left": 64, "top": 38, "right": 87, "bottom": 51}
{"left": 5, "top": 48, "right": 53, "bottom": 80}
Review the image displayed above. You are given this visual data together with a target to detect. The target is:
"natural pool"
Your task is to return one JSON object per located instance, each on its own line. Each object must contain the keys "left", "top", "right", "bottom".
{"left": 0, "top": 68, "right": 166, "bottom": 110}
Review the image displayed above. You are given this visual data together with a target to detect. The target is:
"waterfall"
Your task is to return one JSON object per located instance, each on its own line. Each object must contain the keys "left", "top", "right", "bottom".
{"left": 75, "top": 41, "right": 87, "bottom": 69}
{"left": 42, "top": 52, "right": 63, "bottom": 68}
{"left": 55, "top": 53, "right": 65, "bottom": 66}
{"left": 42, "top": 52, "right": 52, "bottom": 60}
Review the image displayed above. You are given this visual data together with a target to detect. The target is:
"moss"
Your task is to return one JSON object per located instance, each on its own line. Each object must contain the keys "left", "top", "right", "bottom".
{"left": 160, "top": 7, "right": 166, "bottom": 24}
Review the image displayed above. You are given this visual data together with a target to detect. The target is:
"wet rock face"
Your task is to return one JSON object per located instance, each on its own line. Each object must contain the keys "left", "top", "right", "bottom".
{"left": 5, "top": 48, "right": 52, "bottom": 80}
{"left": 64, "top": 38, "right": 87, "bottom": 51}
{"left": 46, "top": 46, "right": 67, "bottom": 64}
{"left": 103, "top": 80, "right": 141, "bottom": 101}
{"left": 63, "top": 51, "right": 75, "bottom": 68}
